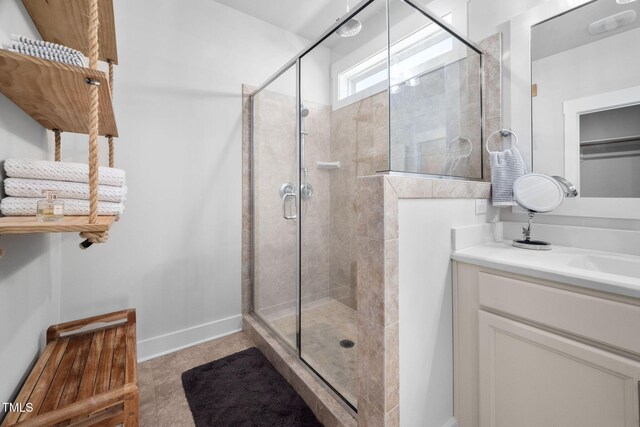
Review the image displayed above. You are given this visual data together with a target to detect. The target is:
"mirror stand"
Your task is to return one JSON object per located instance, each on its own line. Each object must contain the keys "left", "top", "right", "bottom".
{"left": 512, "top": 212, "right": 551, "bottom": 250}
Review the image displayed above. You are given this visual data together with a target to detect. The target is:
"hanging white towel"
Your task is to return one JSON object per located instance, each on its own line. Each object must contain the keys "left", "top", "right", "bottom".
{"left": 490, "top": 146, "right": 528, "bottom": 206}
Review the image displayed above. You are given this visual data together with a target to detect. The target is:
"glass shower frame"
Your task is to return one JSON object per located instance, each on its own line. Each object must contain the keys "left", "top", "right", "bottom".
{"left": 249, "top": 0, "right": 484, "bottom": 411}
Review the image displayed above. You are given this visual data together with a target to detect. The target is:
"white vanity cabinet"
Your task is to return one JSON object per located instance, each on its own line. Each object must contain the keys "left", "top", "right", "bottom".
{"left": 453, "top": 262, "right": 640, "bottom": 427}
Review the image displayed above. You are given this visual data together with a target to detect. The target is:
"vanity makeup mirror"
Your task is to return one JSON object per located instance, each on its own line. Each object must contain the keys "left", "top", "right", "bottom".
{"left": 509, "top": 0, "right": 640, "bottom": 219}
{"left": 512, "top": 174, "right": 565, "bottom": 250}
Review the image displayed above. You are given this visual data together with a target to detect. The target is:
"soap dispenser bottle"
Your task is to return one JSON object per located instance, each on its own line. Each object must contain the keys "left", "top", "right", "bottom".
{"left": 37, "top": 190, "right": 64, "bottom": 222}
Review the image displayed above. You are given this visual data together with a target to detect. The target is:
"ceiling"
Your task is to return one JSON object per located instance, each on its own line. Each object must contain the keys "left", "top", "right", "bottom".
{"left": 532, "top": 0, "right": 640, "bottom": 61}
{"left": 214, "top": 0, "right": 439, "bottom": 56}
{"left": 214, "top": 0, "right": 345, "bottom": 42}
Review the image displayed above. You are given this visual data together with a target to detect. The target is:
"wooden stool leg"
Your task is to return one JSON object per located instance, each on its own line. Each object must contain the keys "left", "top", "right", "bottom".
{"left": 124, "top": 390, "right": 139, "bottom": 427}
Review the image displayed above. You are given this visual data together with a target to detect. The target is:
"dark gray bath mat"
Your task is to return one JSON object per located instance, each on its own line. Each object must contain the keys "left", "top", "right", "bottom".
{"left": 181, "top": 347, "right": 322, "bottom": 427}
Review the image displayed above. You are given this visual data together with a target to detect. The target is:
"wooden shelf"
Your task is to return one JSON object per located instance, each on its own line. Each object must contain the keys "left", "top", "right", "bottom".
{"left": 22, "top": 0, "right": 118, "bottom": 64}
{"left": 0, "top": 216, "right": 116, "bottom": 235}
{"left": 0, "top": 50, "right": 118, "bottom": 137}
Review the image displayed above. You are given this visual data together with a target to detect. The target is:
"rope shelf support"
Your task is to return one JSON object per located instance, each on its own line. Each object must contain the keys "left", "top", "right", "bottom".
{"left": 80, "top": 0, "right": 109, "bottom": 249}
{"left": 107, "top": 59, "right": 115, "bottom": 168}
{"left": 54, "top": 129, "right": 62, "bottom": 162}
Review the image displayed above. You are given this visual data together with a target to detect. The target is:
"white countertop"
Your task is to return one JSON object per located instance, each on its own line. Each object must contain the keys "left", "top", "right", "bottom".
{"left": 452, "top": 241, "right": 640, "bottom": 299}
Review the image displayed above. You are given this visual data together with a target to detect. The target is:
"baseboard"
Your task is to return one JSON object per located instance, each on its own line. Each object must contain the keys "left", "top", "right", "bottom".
{"left": 137, "top": 314, "right": 243, "bottom": 362}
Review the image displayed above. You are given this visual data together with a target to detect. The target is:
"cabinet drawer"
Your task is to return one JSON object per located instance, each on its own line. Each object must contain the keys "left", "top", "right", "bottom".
{"left": 478, "top": 272, "right": 640, "bottom": 355}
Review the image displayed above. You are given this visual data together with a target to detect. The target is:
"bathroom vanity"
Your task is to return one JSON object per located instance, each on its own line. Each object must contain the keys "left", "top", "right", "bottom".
{"left": 452, "top": 242, "right": 640, "bottom": 427}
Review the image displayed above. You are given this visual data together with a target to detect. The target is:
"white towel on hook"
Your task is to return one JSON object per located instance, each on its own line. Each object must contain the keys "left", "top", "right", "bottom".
{"left": 490, "top": 146, "right": 528, "bottom": 206}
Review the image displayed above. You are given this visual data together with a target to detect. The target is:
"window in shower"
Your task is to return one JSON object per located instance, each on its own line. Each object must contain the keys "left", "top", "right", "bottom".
{"left": 336, "top": 13, "right": 453, "bottom": 103}
{"left": 338, "top": 49, "right": 387, "bottom": 100}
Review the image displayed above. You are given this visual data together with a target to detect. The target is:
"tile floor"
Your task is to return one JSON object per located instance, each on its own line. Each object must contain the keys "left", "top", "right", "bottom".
{"left": 139, "top": 300, "right": 357, "bottom": 426}
{"left": 138, "top": 332, "right": 255, "bottom": 427}
{"left": 268, "top": 298, "right": 358, "bottom": 406}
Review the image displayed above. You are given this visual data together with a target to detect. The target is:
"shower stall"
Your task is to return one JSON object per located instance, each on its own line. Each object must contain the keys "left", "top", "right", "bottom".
{"left": 249, "top": 0, "right": 482, "bottom": 410}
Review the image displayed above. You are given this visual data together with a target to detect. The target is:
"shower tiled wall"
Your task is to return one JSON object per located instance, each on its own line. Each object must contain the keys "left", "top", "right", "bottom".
{"left": 300, "top": 102, "right": 332, "bottom": 307}
{"left": 480, "top": 33, "right": 502, "bottom": 182}
{"left": 247, "top": 85, "right": 383, "bottom": 317}
{"left": 246, "top": 33, "right": 500, "bottom": 316}
{"left": 389, "top": 56, "right": 483, "bottom": 179}
{"left": 252, "top": 89, "right": 332, "bottom": 315}
{"left": 329, "top": 91, "right": 389, "bottom": 310}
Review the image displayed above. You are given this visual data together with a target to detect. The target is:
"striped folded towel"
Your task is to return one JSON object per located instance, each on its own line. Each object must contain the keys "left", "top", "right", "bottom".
{"left": 4, "top": 178, "right": 127, "bottom": 203}
{"left": 6, "top": 34, "right": 86, "bottom": 67}
{"left": 6, "top": 44, "right": 85, "bottom": 67}
{"left": 490, "top": 146, "right": 528, "bottom": 207}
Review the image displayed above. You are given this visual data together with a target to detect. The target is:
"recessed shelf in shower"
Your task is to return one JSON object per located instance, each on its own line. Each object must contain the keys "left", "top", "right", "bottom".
{"left": 315, "top": 161, "right": 341, "bottom": 170}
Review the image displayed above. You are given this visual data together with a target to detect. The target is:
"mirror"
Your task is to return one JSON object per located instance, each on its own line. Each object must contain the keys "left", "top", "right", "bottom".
{"left": 531, "top": 0, "right": 640, "bottom": 187}
{"left": 512, "top": 173, "right": 565, "bottom": 250}
{"left": 513, "top": 173, "right": 565, "bottom": 213}
{"left": 528, "top": 0, "right": 640, "bottom": 215}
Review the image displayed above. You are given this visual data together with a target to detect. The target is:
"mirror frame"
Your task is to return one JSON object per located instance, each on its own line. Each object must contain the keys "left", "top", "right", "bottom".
{"left": 509, "top": 0, "right": 640, "bottom": 220}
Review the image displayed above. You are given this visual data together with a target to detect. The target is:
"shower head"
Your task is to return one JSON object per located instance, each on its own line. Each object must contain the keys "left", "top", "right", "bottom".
{"left": 335, "top": 0, "right": 362, "bottom": 38}
{"left": 301, "top": 107, "right": 310, "bottom": 117}
{"left": 336, "top": 18, "right": 362, "bottom": 37}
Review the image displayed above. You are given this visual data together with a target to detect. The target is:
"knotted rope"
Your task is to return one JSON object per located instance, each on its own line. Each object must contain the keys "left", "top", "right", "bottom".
{"left": 54, "top": 129, "right": 61, "bottom": 161}
{"left": 80, "top": 230, "right": 109, "bottom": 244}
{"left": 82, "top": 0, "right": 108, "bottom": 246}
{"left": 107, "top": 60, "right": 114, "bottom": 168}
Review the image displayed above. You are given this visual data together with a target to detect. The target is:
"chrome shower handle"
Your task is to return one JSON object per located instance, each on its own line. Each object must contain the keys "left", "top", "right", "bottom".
{"left": 282, "top": 192, "right": 297, "bottom": 220}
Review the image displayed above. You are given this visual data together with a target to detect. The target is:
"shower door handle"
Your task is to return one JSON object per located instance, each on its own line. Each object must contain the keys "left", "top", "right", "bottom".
{"left": 282, "top": 192, "right": 297, "bottom": 220}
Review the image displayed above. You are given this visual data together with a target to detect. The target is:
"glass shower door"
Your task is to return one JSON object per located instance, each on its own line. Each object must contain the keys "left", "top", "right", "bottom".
{"left": 251, "top": 65, "right": 300, "bottom": 349}
{"left": 297, "top": 0, "right": 390, "bottom": 410}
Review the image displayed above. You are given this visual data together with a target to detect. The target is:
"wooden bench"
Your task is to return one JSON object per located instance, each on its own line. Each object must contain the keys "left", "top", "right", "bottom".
{"left": 1, "top": 309, "right": 139, "bottom": 427}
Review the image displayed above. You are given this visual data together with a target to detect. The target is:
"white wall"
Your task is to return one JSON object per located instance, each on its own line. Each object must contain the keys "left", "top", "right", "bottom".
{"left": 57, "top": 0, "right": 318, "bottom": 360}
{"left": 468, "top": 0, "right": 550, "bottom": 42}
{"left": 0, "top": 1, "right": 62, "bottom": 405}
{"left": 399, "top": 198, "right": 495, "bottom": 427}
{"left": 467, "top": 0, "right": 551, "bottom": 167}
{"left": 0, "top": 1, "right": 318, "bottom": 394}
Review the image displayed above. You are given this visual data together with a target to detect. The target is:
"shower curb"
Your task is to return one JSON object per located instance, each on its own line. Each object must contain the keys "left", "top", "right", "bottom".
{"left": 243, "top": 314, "right": 357, "bottom": 427}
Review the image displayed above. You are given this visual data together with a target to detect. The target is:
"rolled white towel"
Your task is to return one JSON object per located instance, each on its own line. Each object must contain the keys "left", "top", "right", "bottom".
{"left": 0, "top": 197, "right": 124, "bottom": 217}
{"left": 4, "top": 159, "right": 126, "bottom": 187}
{"left": 4, "top": 178, "right": 127, "bottom": 203}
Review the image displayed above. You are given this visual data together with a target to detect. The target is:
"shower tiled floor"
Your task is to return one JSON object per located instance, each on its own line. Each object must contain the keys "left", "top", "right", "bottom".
{"left": 268, "top": 298, "right": 358, "bottom": 407}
